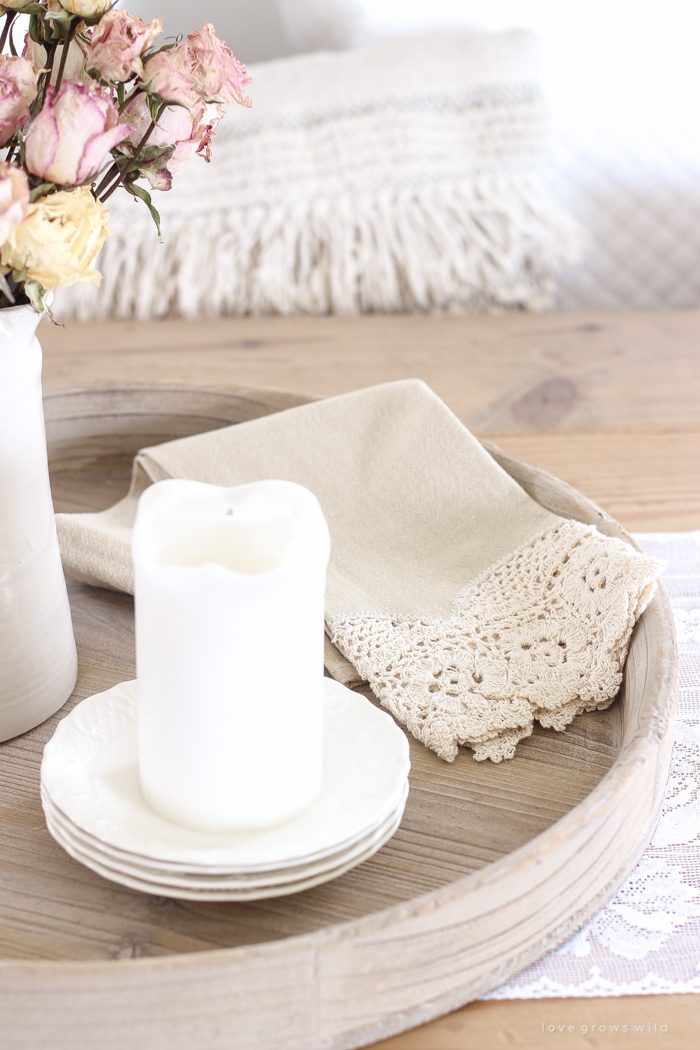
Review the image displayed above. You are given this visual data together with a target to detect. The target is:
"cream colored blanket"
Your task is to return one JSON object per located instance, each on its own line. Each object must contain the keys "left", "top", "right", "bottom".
{"left": 56, "top": 30, "right": 579, "bottom": 322}
{"left": 56, "top": 380, "right": 660, "bottom": 762}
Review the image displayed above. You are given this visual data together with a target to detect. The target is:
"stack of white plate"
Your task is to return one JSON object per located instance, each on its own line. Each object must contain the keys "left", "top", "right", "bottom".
{"left": 40, "top": 678, "right": 411, "bottom": 901}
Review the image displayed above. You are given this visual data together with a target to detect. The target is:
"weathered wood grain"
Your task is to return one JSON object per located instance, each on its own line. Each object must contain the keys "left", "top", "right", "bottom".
{"left": 40, "top": 311, "right": 700, "bottom": 535}
{"left": 486, "top": 429, "right": 700, "bottom": 533}
{"left": 39, "top": 311, "right": 700, "bottom": 435}
{"left": 0, "top": 386, "right": 676, "bottom": 1050}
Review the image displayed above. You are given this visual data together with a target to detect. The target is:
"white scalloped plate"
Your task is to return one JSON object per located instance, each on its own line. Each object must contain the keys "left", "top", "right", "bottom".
{"left": 41, "top": 678, "right": 410, "bottom": 871}
{"left": 42, "top": 783, "right": 408, "bottom": 889}
{"left": 44, "top": 800, "right": 407, "bottom": 901}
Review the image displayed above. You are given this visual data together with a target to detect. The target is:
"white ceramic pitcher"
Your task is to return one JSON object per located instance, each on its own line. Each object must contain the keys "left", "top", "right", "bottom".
{"left": 0, "top": 305, "right": 77, "bottom": 740}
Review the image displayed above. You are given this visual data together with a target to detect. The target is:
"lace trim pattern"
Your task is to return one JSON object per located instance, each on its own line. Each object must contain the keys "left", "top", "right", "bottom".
{"left": 328, "top": 521, "right": 661, "bottom": 762}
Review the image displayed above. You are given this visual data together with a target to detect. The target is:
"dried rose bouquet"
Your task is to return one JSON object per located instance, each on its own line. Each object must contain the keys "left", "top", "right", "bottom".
{"left": 0, "top": 1, "right": 250, "bottom": 312}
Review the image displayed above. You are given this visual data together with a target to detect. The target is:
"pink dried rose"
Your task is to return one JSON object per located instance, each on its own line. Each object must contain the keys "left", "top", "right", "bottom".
{"left": 182, "top": 24, "right": 252, "bottom": 106}
{"left": 0, "top": 162, "right": 29, "bottom": 248}
{"left": 24, "top": 82, "right": 135, "bottom": 186}
{"left": 89, "top": 10, "right": 162, "bottom": 84}
{"left": 121, "top": 93, "right": 223, "bottom": 191}
{"left": 140, "top": 47, "right": 199, "bottom": 108}
{"left": 0, "top": 55, "right": 39, "bottom": 147}
{"left": 143, "top": 23, "right": 251, "bottom": 108}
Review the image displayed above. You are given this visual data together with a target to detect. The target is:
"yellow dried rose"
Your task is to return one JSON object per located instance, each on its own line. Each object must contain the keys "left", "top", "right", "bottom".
{"left": 53, "top": 0, "right": 113, "bottom": 15}
{"left": 0, "top": 186, "right": 110, "bottom": 290}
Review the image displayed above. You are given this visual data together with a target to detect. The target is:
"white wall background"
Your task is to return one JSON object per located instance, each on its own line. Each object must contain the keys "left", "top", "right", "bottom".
{"left": 122, "top": 0, "right": 362, "bottom": 61}
{"left": 122, "top": 0, "right": 700, "bottom": 311}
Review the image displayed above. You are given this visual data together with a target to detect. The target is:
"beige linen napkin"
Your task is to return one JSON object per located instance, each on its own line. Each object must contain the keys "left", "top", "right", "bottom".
{"left": 57, "top": 380, "right": 661, "bottom": 762}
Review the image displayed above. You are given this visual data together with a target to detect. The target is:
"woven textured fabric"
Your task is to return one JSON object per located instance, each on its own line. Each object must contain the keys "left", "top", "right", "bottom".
{"left": 55, "top": 31, "right": 579, "bottom": 321}
{"left": 487, "top": 531, "right": 700, "bottom": 998}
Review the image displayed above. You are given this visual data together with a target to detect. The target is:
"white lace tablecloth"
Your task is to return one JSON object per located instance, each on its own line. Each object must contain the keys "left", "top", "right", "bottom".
{"left": 486, "top": 531, "right": 700, "bottom": 999}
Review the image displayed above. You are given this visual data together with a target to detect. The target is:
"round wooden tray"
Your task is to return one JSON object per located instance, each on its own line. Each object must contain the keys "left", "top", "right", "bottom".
{"left": 0, "top": 386, "right": 677, "bottom": 1050}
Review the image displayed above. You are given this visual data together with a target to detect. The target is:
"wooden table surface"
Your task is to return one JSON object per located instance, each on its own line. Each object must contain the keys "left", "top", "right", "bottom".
{"left": 40, "top": 310, "right": 700, "bottom": 1050}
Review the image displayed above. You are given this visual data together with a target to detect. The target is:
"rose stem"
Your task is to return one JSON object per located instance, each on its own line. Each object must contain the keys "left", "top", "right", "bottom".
{"left": 53, "top": 18, "right": 78, "bottom": 94}
{"left": 94, "top": 162, "right": 120, "bottom": 198}
{"left": 100, "top": 102, "right": 167, "bottom": 202}
{"left": 95, "top": 89, "right": 147, "bottom": 196}
{"left": 45, "top": 39, "right": 58, "bottom": 81}
{"left": 0, "top": 12, "right": 16, "bottom": 54}
{"left": 33, "top": 39, "right": 59, "bottom": 115}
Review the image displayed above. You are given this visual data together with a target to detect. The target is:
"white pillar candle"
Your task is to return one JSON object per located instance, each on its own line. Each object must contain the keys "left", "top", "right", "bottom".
{"left": 132, "top": 478, "right": 330, "bottom": 832}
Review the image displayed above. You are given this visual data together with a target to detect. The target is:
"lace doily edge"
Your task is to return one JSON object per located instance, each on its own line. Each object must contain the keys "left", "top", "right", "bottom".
{"left": 329, "top": 521, "right": 662, "bottom": 762}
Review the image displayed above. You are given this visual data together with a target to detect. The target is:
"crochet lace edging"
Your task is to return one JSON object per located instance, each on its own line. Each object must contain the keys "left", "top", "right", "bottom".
{"left": 329, "top": 521, "right": 661, "bottom": 762}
